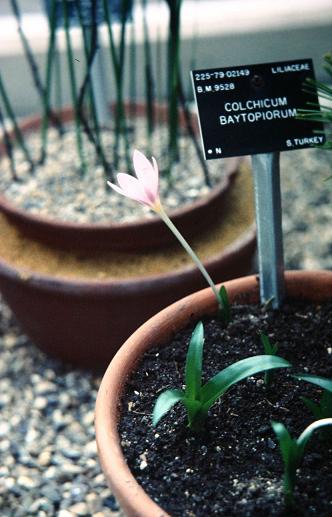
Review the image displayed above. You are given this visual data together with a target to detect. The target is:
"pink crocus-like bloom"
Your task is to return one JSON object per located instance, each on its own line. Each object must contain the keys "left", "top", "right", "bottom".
{"left": 107, "top": 149, "right": 161, "bottom": 211}
{"left": 107, "top": 148, "right": 223, "bottom": 310}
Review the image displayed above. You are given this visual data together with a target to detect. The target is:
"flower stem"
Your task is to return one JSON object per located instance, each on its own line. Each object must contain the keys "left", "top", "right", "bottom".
{"left": 157, "top": 205, "right": 220, "bottom": 307}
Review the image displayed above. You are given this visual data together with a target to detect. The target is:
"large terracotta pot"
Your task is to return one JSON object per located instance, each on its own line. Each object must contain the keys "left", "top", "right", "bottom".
{"left": 95, "top": 270, "right": 332, "bottom": 516}
{"left": 0, "top": 106, "right": 238, "bottom": 252}
{"left": 0, "top": 224, "right": 255, "bottom": 368}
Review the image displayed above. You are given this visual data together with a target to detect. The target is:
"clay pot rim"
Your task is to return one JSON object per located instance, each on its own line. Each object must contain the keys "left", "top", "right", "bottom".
{"left": 0, "top": 107, "right": 241, "bottom": 233}
{"left": 0, "top": 223, "right": 256, "bottom": 292}
{"left": 94, "top": 270, "right": 332, "bottom": 517}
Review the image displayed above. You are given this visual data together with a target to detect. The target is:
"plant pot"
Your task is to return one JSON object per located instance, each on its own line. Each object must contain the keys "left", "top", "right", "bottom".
{"left": 0, "top": 106, "right": 239, "bottom": 252}
{"left": 95, "top": 270, "right": 332, "bottom": 516}
{"left": 0, "top": 220, "right": 255, "bottom": 369}
{"left": 0, "top": 116, "right": 256, "bottom": 368}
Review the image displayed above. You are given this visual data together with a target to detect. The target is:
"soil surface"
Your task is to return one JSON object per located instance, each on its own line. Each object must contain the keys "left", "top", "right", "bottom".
{"left": 119, "top": 300, "right": 332, "bottom": 516}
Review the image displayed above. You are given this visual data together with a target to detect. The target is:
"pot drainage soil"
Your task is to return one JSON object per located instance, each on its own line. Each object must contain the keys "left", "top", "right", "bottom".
{"left": 119, "top": 300, "right": 332, "bottom": 516}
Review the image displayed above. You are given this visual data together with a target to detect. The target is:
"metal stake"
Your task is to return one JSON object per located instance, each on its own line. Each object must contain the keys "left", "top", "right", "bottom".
{"left": 251, "top": 152, "right": 285, "bottom": 308}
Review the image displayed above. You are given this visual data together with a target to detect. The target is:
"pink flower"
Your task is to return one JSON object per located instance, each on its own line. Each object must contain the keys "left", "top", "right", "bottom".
{"left": 107, "top": 150, "right": 160, "bottom": 210}
{"left": 108, "top": 148, "right": 222, "bottom": 309}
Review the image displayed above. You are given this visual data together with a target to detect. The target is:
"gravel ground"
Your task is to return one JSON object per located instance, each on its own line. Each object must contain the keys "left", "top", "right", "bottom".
{"left": 281, "top": 148, "right": 332, "bottom": 270}
{"left": 0, "top": 147, "right": 331, "bottom": 516}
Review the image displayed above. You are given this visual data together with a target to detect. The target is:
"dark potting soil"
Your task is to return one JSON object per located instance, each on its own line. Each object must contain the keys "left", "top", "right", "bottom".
{"left": 119, "top": 301, "right": 332, "bottom": 516}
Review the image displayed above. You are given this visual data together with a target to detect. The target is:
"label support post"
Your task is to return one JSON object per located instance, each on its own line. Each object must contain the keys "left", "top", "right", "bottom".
{"left": 251, "top": 152, "right": 284, "bottom": 308}
{"left": 191, "top": 59, "right": 325, "bottom": 309}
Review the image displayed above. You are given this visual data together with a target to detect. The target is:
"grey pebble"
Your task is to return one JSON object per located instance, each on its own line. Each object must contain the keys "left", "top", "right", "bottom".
{"left": 57, "top": 511, "right": 76, "bottom": 517}
{"left": 61, "top": 448, "right": 82, "bottom": 460}
{"left": 67, "top": 501, "right": 90, "bottom": 515}
{"left": 57, "top": 463, "right": 83, "bottom": 482}
{"left": 17, "top": 474, "right": 40, "bottom": 489}
{"left": 39, "top": 483, "right": 62, "bottom": 503}
{"left": 28, "top": 497, "right": 54, "bottom": 514}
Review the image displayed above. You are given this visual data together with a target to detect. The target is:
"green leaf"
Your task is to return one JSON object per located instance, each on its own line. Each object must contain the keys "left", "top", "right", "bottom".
{"left": 260, "top": 333, "right": 278, "bottom": 355}
{"left": 321, "top": 390, "right": 332, "bottom": 416}
{"left": 272, "top": 418, "right": 332, "bottom": 506}
{"left": 297, "top": 418, "right": 332, "bottom": 454}
{"left": 200, "top": 355, "right": 291, "bottom": 409}
{"left": 183, "top": 398, "right": 204, "bottom": 428}
{"left": 300, "top": 396, "right": 323, "bottom": 419}
{"left": 152, "top": 389, "right": 185, "bottom": 427}
{"left": 218, "top": 285, "right": 231, "bottom": 324}
{"left": 185, "top": 322, "right": 204, "bottom": 401}
{"left": 271, "top": 421, "right": 295, "bottom": 465}
{"left": 271, "top": 420, "right": 299, "bottom": 505}
{"left": 294, "top": 373, "right": 332, "bottom": 393}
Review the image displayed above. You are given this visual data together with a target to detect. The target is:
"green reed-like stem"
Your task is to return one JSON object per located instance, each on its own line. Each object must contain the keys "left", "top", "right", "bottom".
{"left": 0, "top": 73, "right": 34, "bottom": 172}
{"left": 0, "top": 105, "right": 18, "bottom": 180}
{"left": 178, "top": 75, "right": 211, "bottom": 187}
{"left": 62, "top": 0, "right": 86, "bottom": 175}
{"left": 75, "top": 0, "right": 102, "bottom": 147}
{"left": 40, "top": 0, "right": 58, "bottom": 164}
{"left": 155, "top": 2, "right": 163, "bottom": 124}
{"left": 75, "top": 6, "right": 113, "bottom": 180}
{"left": 76, "top": 1, "right": 100, "bottom": 118}
{"left": 54, "top": 37, "right": 63, "bottom": 112}
{"left": 103, "top": 0, "right": 130, "bottom": 170}
{"left": 128, "top": 16, "right": 137, "bottom": 121}
{"left": 75, "top": 0, "right": 112, "bottom": 179}
{"left": 11, "top": 0, "right": 63, "bottom": 144}
{"left": 166, "top": 0, "right": 182, "bottom": 177}
{"left": 141, "top": 0, "right": 155, "bottom": 148}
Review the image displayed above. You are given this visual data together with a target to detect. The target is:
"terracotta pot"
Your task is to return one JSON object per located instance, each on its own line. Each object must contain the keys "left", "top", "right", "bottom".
{"left": 0, "top": 226, "right": 255, "bottom": 369}
{"left": 0, "top": 106, "right": 238, "bottom": 252}
{"left": 95, "top": 270, "right": 332, "bottom": 516}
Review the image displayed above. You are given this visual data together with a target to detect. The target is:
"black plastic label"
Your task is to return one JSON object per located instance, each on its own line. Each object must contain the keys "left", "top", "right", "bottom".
{"left": 191, "top": 59, "right": 325, "bottom": 159}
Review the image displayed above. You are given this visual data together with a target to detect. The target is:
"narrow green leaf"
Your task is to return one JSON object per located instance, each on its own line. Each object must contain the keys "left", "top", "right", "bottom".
{"left": 183, "top": 398, "right": 203, "bottom": 428}
{"left": 218, "top": 285, "right": 231, "bottom": 324}
{"left": 200, "top": 355, "right": 291, "bottom": 409}
{"left": 297, "top": 418, "right": 332, "bottom": 453}
{"left": 300, "top": 396, "right": 323, "bottom": 419}
{"left": 271, "top": 420, "right": 299, "bottom": 506}
{"left": 321, "top": 390, "right": 332, "bottom": 415}
{"left": 294, "top": 374, "right": 332, "bottom": 393}
{"left": 152, "top": 389, "right": 184, "bottom": 426}
{"left": 185, "top": 322, "right": 204, "bottom": 401}
{"left": 271, "top": 420, "right": 294, "bottom": 465}
{"left": 260, "top": 333, "right": 278, "bottom": 355}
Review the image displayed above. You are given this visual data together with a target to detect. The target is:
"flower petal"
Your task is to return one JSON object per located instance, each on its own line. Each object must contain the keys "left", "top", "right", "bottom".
{"left": 151, "top": 156, "right": 159, "bottom": 196}
{"left": 133, "top": 150, "right": 159, "bottom": 202}
{"left": 116, "top": 173, "right": 152, "bottom": 206}
{"left": 107, "top": 180, "right": 126, "bottom": 197}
